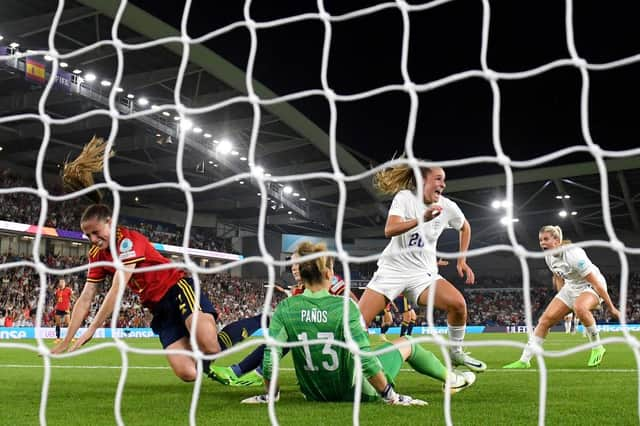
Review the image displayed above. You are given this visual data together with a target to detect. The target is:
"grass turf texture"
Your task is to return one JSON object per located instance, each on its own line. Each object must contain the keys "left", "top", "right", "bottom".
{"left": 1, "top": 332, "right": 638, "bottom": 425}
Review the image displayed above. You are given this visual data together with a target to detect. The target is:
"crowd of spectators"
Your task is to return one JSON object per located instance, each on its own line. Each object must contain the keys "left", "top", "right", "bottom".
{"left": 120, "top": 216, "right": 234, "bottom": 254}
{"left": 0, "top": 171, "right": 83, "bottom": 230}
{"left": 0, "top": 253, "right": 285, "bottom": 329}
{"left": 1, "top": 253, "right": 639, "bottom": 330}
{"left": 2, "top": 169, "right": 640, "bottom": 331}
{"left": 0, "top": 169, "right": 235, "bottom": 254}
{"left": 369, "top": 272, "right": 640, "bottom": 328}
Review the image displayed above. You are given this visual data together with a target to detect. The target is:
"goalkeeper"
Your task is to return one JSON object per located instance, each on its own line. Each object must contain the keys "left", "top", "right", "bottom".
{"left": 242, "top": 241, "right": 476, "bottom": 405}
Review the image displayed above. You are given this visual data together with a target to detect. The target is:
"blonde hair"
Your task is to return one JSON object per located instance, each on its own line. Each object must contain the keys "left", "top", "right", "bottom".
{"left": 539, "top": 225, "right": 572, "bottom": 245}
{"left": 62, "top": 135, "right": 114, "bottom": 203}
{"left": 373, "top": 164, "right": 432, "bottom": 195}
{"left": 294, "top": 242, "right": 334, "bottom": 285}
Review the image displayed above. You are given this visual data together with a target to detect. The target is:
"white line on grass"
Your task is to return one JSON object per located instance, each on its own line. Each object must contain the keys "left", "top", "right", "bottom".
{"left": 0, "top": 364, "right": 636, "bottom": 373}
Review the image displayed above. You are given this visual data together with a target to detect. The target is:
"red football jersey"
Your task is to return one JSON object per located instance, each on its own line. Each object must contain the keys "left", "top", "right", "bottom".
{"left": 86, "top": 226, "right": 183, "bottom": 308}
{"left": 290, "top": 280, "right": 346, "bottom": 297}
{"left": 55, "top": 287, "right": 72, "bottom": 311}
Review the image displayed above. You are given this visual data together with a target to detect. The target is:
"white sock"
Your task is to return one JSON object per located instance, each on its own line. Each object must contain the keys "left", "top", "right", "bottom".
{"left": 564, "top": 320, "right": 571, "bottom": 333}
{"left": 448, "top": 324, "right": 465, "bottom": 354}
{"left": 520, "top": 335, "right": 545, "bottom": 363}
{"left": 585, "top": 325, "right": 603, "bottom": 349}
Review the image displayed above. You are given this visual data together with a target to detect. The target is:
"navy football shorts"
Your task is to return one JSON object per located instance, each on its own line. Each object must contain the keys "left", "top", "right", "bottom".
{"left": 151, "top": 278, "right": 218, "bottom": 348}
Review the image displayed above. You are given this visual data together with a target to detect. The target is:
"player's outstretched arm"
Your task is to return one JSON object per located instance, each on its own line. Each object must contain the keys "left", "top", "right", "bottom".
{"left": 51, "top": 282, "right": 97, "bottom": 354}
{"left": 456, "top": 219, "right": 475, "bottom": 284}
{"left": 70, "top": 270, "right": 132, "bottom": 351}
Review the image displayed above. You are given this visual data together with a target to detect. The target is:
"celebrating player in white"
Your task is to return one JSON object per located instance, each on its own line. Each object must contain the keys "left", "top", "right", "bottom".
{"left": 358, "top": 165, "right": 486, "bottom": 372}
{"left": 503, "top": 225, "right": 621, "bottom": 368}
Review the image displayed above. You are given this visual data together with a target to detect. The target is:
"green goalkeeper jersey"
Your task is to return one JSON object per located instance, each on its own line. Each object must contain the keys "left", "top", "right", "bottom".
{"left": 262, "top": 288, "right": 383, "bottom": 402}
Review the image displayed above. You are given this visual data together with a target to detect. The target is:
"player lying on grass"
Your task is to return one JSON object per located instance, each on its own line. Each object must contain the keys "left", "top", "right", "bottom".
{"left": 51, "top": 136, "right": 262, "bottom": 382}
{"left": 241, "top": 241, "right": 476, "bottom": 405}
{"left": 210, "top": 253, "right": 358, "bottom": 387}
{"left": 503, "top": 225, "right": 620, "bottom": 369}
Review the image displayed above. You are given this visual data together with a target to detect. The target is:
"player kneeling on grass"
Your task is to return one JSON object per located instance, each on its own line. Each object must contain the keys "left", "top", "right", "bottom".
{"left": 503, "top": 225, "right": 620, "bottom": 369}
{"left": 242, "top": 241, "right": 476, "bottom": 405}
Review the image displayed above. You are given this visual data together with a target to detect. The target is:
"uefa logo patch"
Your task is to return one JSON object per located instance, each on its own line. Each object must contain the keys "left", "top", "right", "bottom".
{"left": 119, "top": 238, "right": 133, "bottom": 253}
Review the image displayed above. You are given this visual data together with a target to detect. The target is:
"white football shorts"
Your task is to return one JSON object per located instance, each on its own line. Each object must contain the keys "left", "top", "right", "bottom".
{"left": 366, "top": 271, "right": 443, "bottom": 306}
{"left": 555, "top": 274, "right": 606, "bottom": 310}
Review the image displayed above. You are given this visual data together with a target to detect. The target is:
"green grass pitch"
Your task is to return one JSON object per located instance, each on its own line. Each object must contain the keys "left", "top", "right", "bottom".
{"left": 1, "top": 332, "right": 638, "bottom": 425}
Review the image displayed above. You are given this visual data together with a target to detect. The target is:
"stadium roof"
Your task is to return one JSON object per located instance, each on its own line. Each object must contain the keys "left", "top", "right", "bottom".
{"left": 0, "top": 0, "right": 639, "bottom": 250}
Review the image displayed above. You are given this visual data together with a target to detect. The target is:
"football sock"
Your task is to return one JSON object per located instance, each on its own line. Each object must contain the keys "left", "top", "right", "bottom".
{"left": 231, "top": 346, "right": 290, "bottom": 377}
{"left": 406, "top": 338, "right": 447, "bottom": 382}
{"left": 218, "top": 315, "right": 263, "bottom": 351}
{"left": 55, "top": 325, "right": 60, "bottom": 339}
{"left": 585, "top": 324, "right": 603, "bottom": 349}
{"left": 381, "top": 324, "right": 390, "bottom": 334}
{"left": 520, "top": 335, "right": 544, "bottom": 363}
{"left": 407, "top": 320, "right": 415, "bottom": 336}
{"left": 447, "top": 324, "right": 465, "bottom": 354}
{"left": 233, "top": 345, "right": 266, "bottom": 376}
{"left": 400, "top": 321, "right": 408, "bottom": 337}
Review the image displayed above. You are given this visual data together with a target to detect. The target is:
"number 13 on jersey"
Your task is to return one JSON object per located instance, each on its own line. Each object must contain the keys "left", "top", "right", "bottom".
{"left": 298, "top": 332, "right": 339, "bottom": 371}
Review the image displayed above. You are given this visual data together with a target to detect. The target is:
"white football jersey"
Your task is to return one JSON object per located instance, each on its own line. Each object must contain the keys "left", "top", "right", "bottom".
{"left": 544, "top": 246, "right": 600, "bottom": 287}
{"left": 376, "top": 190, "right": 465, "bottom": 277}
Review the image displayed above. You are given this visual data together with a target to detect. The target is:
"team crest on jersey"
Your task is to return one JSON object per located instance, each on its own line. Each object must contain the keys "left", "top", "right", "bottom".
{"left": 577, "top": 260, "right": 586, "bottom": 270}
{"left": 119, "top": 238, "right": 133, "bottom": 252}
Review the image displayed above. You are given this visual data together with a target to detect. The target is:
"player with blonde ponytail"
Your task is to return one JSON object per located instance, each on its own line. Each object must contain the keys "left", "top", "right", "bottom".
{"left": 503, "top": 225, "right": 621, "bottom": 368}
{"left": 360, "top": 164, "right": 486, "bottom": 372}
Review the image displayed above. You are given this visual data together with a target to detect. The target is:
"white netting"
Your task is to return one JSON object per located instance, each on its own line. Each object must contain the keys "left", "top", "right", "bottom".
{"left": 1, "top": 0, "right": 640, "bottom": 425}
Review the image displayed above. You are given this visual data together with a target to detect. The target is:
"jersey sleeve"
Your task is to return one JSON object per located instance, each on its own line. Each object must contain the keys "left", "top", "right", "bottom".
{"left": 262, "top": 302, "right": 289, "bottom": 381}
{"left": 446, "top": 198, "right": 466, "bottom": 231}
{"left": 348, "top": 301, "right": 383, "bottom": 378}
{"left": 566, "top": 247, "right": 595, "bottom": 278}
{"left": 118, "top": 231, "right": 146, "bottom": 266}
{"left": 329, "top": 281, "right": 346, "bottom": 296}
{"left": 544, "top": 255, "right": 553, "bottom": 272}
{"left": 86, "top": 247, "right": 106, "bottom": 284}
{"left": 388, "top": 190, "right": 412, "bottom": 219}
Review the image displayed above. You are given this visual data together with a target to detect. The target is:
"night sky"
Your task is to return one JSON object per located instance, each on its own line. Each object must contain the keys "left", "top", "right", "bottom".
{"left": 129, "top": 0, "right": 640, "bottom": 176}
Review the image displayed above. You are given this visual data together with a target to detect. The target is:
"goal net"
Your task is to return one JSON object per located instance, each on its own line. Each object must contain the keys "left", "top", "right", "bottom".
{"left": 1, "top": 0, "right": 639, "bottom": 425}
